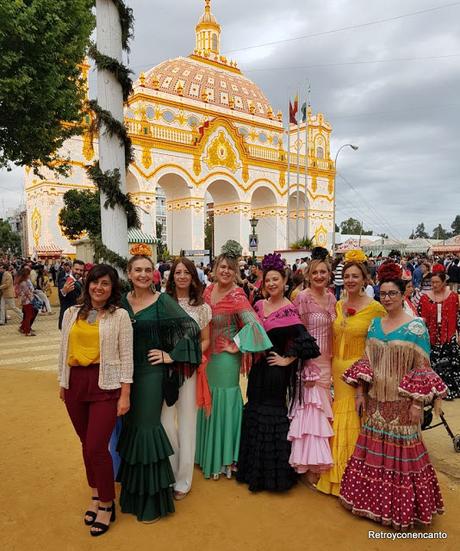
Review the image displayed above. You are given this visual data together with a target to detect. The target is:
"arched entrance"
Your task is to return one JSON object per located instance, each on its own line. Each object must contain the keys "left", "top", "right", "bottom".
{"left": 287, "top": 190, "right": 307, "bottom": 246}
{"left": 250, "top": 186, "right": 283, "bottom": 255}
{"left": 157, "top": 172, "right": 204, "bottom": 255}
{"left": 206, "top": 179, "right": 248, "bottom": 256}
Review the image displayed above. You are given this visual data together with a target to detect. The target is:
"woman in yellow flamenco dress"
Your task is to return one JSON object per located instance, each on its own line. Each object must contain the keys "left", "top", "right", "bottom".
{"left": 317, "top": 251, "right": 385, "bottom": 496}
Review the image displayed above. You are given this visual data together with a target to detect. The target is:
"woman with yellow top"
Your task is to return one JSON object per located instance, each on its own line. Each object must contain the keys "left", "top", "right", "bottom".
{"left": 316, "top": 251, "right": 386, "bottom": 496}
{"left": 58, "top": 264, "right": 133, "bottom": 537}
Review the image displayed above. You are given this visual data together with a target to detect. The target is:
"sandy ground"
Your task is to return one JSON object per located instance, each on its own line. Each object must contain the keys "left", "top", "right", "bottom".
{"left": 1, "top": 307, "right": 460, "bottom": 551}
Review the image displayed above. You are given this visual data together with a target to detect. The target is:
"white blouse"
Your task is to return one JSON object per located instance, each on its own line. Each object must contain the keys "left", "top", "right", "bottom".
{"left": 177, "top": 298, "right": 212, "bottom": 330}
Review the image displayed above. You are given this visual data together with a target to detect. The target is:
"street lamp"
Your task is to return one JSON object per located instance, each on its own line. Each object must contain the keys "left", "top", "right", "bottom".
{"left": 249, "top": 215, "right": 259, "bottom": 261}
{"left": 332, "top": 144, "right": 358, "bottom": 253}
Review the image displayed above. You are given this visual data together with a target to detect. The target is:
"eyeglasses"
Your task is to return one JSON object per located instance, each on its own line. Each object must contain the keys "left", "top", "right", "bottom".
{"left": 380, "top": 290, "right": 401, "bottom": 299}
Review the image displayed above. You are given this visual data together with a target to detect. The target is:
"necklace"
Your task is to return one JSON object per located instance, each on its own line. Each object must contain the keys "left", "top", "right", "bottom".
{"left": 87, "top": 306, "right": 104, "bottom": 325}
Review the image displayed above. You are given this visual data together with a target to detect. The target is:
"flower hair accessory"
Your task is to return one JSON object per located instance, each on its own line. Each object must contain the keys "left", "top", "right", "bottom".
{"left": 220, "top": 240, "right": 243, "bottom": 259}
{"left": 261, "top": 253, "right": 285, "bottom": 272}
{"left": 311, "top": 246, "right": 329, "bottom": 261}
{"left": 377, "top": 261, "right": 402, "bottom": 282}
{"left": 344, "top": 249, "right": 367, "bottom": 264}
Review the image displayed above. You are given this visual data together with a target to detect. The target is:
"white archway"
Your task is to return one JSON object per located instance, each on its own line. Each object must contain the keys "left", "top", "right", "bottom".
{"left": 287, "top": 190, "right": 307, "bottom": 246}
{"left": 205, "top": 178, "right": 248, "bottom": 256}
{"left": 157, "top": 172, "right": 204, "bottom": 255}
{"left": 250, "top": 186, "right": 281, "bottom": 255}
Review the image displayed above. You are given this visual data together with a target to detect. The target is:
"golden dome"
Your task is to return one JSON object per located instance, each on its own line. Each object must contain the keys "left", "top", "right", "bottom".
{"left": 139, "top": 56, "right": 274, "bottom": 120}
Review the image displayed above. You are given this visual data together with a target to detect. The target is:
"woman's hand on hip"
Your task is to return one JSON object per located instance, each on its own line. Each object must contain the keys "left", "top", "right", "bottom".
{"left": 148, "top": 349, "right": 173, "bottom": 365}
{"left": 409, "top": 402, "right": 422, "bottom": 425}
{"left": 117, "top": 395, "right": 130, "bottom": 416}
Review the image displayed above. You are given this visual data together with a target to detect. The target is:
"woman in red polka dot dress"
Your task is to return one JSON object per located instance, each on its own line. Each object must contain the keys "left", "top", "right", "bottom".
{"left": 339, "top": 263, "right": 447, "bottom": 530}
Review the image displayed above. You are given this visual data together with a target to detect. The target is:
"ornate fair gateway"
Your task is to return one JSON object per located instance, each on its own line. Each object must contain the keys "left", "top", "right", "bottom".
{"left": 25, "top": 1, "right": 335, "bottom": 258}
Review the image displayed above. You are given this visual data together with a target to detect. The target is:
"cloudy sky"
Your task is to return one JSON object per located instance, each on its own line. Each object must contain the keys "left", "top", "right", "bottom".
{"left": 2, "top": 0, "right": 459, "bottom": 240}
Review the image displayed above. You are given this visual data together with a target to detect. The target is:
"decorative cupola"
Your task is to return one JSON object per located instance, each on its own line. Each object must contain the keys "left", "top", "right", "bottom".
{"left": 195, "top": 1, "right": 221, "bottom": 54}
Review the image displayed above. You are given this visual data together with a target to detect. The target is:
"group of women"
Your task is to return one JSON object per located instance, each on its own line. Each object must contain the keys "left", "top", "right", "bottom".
{"left": 58, "top": 243, "right": 448, "bottom": 536}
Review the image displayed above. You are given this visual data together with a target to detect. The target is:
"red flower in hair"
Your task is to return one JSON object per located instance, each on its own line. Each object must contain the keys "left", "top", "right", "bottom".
{"left": 432, "top": 263, "right": 445, "bottom": 274}
{"left": 377, "top": 261, "right": 402, "bottom": 283}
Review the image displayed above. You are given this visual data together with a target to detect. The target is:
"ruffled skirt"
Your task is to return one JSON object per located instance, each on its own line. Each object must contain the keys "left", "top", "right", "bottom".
{"left": 236, "top": 361, "right": 297, "bottom": 492}
{"left": 288, "top": 382, "right": 333, "bottom": 473}
{"left": 339, "top": 398, "right": 444, "bottom": 530}
{"left": 195, "top": 352, "right": 243, "bottom": 478}
{"left": 117, "top": 365, "right": 175, "bottom": 522}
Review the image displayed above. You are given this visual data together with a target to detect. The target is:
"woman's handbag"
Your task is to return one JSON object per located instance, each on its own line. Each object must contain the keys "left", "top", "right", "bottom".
{"left": 31, "top": 291, "right": 44, "bottom": 312}
{"left": 163, "top": 367, "right": 179, "bottom": 407}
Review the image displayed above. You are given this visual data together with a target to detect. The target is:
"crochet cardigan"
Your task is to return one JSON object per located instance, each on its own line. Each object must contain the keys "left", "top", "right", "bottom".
{"left": 58, "top": 306, "right": 133, "bottom": 390}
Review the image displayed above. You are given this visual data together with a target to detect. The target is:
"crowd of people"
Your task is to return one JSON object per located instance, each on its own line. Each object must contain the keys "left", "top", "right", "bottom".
{"left": 2, "top": 244, "right": 459, "bottom": 535}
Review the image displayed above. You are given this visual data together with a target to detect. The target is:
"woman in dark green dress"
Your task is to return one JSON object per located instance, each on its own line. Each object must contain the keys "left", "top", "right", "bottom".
{"left": 117, "top": 256, "right": 201, "bottom": 523}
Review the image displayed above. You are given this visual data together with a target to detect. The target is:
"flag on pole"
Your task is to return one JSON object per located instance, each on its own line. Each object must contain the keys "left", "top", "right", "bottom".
{"left": 289, "top": 95, "right": 299, "bottom": 124}
{"left": 301, "top": 102, "right": 307, "bottom": 123}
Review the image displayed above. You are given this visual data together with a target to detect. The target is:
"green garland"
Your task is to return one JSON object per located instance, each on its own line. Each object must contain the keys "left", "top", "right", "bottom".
{"left": 88, "top": 45, "right": 133, "bottom": 102}
{"left": 87, "top": 162, "right": 140, "bottom": 228}
{"left": 88, "top": 99, "right": 134, "bottom": 167}
{"left": 112, "top": 0, "right": 134, "bottom": 51}
{"left": 93, "top": 236, "right": 128, "bottom": 271}
{"left": 87, "top": 0, "right": 139, "bottom": 271}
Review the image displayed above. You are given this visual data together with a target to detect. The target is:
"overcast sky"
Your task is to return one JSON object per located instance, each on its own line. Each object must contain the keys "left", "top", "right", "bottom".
{"left": 2, "top": 0, "right": 459, "bottom": 240}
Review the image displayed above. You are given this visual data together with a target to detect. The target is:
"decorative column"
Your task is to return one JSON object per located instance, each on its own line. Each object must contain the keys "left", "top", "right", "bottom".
{"left": 96, "top": 0, "right": 128, "bottom": 259}
{"left": 166, "top": 197, "right": 205, "bottom": 255}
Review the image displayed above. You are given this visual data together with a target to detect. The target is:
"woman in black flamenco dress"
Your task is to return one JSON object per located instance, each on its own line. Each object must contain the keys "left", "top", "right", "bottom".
{"left": 236, "top": 260, "right": 319, "bottom": 492}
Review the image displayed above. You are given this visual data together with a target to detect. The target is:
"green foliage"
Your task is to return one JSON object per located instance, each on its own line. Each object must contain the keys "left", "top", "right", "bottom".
{"left": 0, "top": 0, "right": 94, "bottom": 170}
{"left": 88, "top": 47, "right": 133, "bottom": 102}
{"left": 340, "top": 217, "right": 373, "bottom": 235}
{"left": 0, "top": 219, "right": 22, "bottom": 255}
{"left": 431, "top": 224, "right": 451, "bottom": 240}
{"left": 450, "top": 215, "right": 460, "bottom": 236}
{"left": 87, "top": 162, "right": 140, "bottom": 229}
{"left": 58, "top": 189, "right": 101, "bottom": 240}
{"left": 204, "top": 218, "right": 213, "bottom": 256}
{"left": 413, "top": 223, "right": 429, "bottom": 239}
{"left": 155, "top": 221, "right": 170, "bottom": 260}
{"left": 289, "top": 237, "right": 315, "bottom": 250}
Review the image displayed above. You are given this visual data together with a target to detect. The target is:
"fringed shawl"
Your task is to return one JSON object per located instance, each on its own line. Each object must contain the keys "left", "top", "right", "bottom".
{"left": 204, "top": 285, "right": 271, "bottom": 375}
{"left": 122, "top": 293, "right": 201, "bottom": 384}
{"left": 365, "top": 317, "right": 445, "bottom": 402}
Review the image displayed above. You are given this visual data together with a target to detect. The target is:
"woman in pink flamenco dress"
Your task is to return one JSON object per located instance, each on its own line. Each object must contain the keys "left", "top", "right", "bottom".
{"left": 288, "top": 251, "right": 336, "bottom": 485}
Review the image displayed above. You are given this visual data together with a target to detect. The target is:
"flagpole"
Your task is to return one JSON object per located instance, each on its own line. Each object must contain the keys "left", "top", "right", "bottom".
{"left": 296, "top": 90, "right": 300, "bottom": 242}
{"left": 304, "top": 84, "right": 310, "bottom": 240}
{"left": 287, "top": 97, "right": 291, "bottom": 248}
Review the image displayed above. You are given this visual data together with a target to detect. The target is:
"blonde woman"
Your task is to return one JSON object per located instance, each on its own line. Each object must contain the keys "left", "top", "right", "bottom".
{"left": 289, "top": 248, "right": 335, "bottom": 485}
{"left": 317, "top": 250, "right": 386, "bottom": 496}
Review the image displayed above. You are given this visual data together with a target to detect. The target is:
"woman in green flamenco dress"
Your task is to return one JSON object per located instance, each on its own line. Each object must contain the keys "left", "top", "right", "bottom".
{"left": 195, "top": 241, "right": 272, "bottom": 480}
{"left": 118, "top": 256, "right": 201, "bottom": 523}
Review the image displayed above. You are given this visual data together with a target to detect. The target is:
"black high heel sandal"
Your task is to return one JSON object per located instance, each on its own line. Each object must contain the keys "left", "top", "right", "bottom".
{"left": 84, "top": 496, "right": 99, "bottom": 526}
{"left": 90, "top": 501, "right": 116, "bottom": 537}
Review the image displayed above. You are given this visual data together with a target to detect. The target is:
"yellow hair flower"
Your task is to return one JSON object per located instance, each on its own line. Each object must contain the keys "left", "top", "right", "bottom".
{"left": 344, "top": 249, "right": 367, "bottom": 264}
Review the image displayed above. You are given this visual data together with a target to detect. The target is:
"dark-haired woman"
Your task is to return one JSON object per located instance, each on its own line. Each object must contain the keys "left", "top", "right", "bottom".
{"left": 339, "top": 264, "right": 446, "bottom": 529}
{"left": 15, "top": 266, "right": 39, "bottom": 336}
{"left": 117, "top": 256, "right": 201, "bottom": 523}
{"left": 317, "top": 252, "right": 386, "bottom": 496}
{"left": 419, "top": 270, "right": 460, "bottom": 400}
{"left": 236, "top": 255, "right": 320, "bottom": 492}
{"left": 58, "top": 264, "right": 133, "bottom": 536}
{"left": 160, "top": 258, "right": 212, "bottom": 500}
{"left": 195, "top": 246, "right": 272, "bottom": 480}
